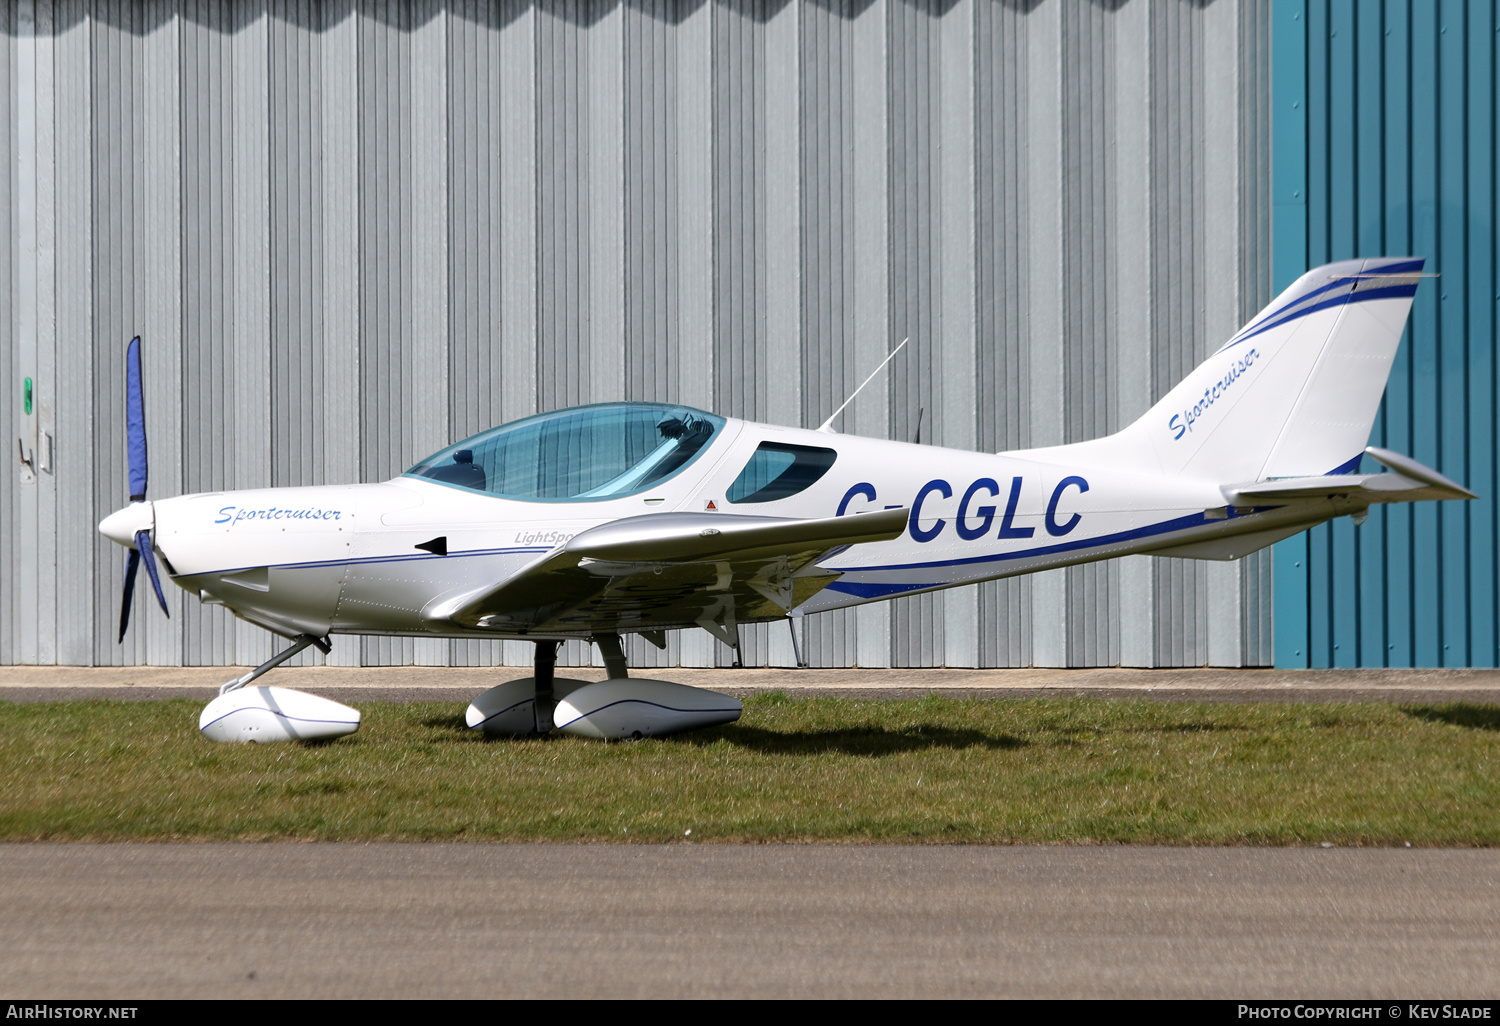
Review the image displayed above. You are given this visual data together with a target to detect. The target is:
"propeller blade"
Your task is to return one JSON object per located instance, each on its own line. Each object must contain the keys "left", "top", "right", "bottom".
{"left": 118, "top": 546, "right": 141, "bottom": 643}
{"left": 135, "top": 529, "right": 170, "bottom": 617}
{"left": 125, "top": 336, "right": 148, "bottom": 501}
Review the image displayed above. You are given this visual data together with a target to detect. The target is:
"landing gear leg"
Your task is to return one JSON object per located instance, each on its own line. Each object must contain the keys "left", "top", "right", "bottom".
{"left": 533, "top": 640, "right": 560, "bottom": 732}
{"left": 596, "top": 633, "right": 629, "bottom": 680}
{"left": 219, "top": 634, "right": 331, "bottom": 696}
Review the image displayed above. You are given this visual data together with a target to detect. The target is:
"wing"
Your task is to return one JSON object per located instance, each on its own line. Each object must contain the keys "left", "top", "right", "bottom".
{"left": 424, "top": 508, "right": 910, "bottom": 638}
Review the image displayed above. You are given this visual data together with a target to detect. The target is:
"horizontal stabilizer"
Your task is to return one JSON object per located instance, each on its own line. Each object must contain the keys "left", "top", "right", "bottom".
{"left": 1223, "top": 447, "right": 1475, "bottom": 507}
{"left": 1363, "top": 445, "right": 1477, "bottom": 496}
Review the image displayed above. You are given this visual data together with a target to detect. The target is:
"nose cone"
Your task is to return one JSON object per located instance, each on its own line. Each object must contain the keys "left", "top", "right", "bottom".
{"left": 99, "top": 501, "right": 155, "bottom": 548}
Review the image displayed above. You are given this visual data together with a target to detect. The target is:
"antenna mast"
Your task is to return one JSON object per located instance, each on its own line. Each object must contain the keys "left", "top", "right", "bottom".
{"left": 817, "top": 337, "right": 909, "bottom": 433}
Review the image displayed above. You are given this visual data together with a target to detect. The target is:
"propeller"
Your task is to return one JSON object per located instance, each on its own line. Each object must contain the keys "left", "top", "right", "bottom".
{"left": 116, "top": 336, "right": 169, "bottom": 642}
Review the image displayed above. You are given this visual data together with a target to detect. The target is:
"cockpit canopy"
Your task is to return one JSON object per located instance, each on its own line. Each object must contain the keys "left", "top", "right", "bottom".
{"left": 406, "top": 402, "right": 725, "bottom": 501}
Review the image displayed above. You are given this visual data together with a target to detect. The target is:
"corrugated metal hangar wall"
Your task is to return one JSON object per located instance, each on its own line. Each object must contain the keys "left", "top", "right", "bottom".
{"left": 1272, "top": 0, "right": 1500, "bottom": 669}
{"left": 1, "top": 0, "right": 1273, "bottom": 670}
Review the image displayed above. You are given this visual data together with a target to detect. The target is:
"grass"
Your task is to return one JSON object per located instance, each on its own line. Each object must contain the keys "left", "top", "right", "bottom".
{"left": 2, "top": 693, "right": 1499, "bottom": 844}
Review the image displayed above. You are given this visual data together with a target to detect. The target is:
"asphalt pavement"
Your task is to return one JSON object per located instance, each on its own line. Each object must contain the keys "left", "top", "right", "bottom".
{"left": 2, "top": 843, "right": 1497, "bottom": 999}
{"left": 4, "top": 664, "right": 1500, "bottom": 705}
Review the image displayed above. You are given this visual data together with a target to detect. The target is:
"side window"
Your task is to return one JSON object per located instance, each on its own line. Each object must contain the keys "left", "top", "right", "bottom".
{"left": 727, "top": 442, "right": 838, "bottom": 503}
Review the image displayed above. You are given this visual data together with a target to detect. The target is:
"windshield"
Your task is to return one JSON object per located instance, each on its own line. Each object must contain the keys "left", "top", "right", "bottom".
{"left": 406, "top": 403, "right": 725, "bottom": 501}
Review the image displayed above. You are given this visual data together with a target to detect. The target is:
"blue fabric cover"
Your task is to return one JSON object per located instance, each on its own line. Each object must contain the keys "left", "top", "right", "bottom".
{"left": 126, "top": 336, "right": 148, "bottom": 500}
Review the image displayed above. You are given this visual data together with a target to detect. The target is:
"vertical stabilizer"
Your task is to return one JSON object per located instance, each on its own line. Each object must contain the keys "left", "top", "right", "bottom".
{"left": 1095, "top": 257, "right": 1424, "bottom": 483}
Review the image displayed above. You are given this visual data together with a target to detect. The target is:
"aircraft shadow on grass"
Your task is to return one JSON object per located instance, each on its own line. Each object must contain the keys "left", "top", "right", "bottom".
{"left": 420, "top": 713, "right": 1024, "bottom": 755}
{"left": 1401, "top": 704, "right": 1500, "bottom": 732}
{"left": 686, "top": 724, "right": 1027, "bottom": 756}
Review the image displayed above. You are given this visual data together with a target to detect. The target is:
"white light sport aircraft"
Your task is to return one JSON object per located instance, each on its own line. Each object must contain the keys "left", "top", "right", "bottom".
{"left": 99, "top": 257, "right": 1473, "bottom": 743}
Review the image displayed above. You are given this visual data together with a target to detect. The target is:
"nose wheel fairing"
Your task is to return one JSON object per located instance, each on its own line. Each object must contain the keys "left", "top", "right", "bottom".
{"left": 199, "top": 686, "right": 360, "bottom": 743}
{"left": 197, "top": 634, "right": 360, "bottom": 744}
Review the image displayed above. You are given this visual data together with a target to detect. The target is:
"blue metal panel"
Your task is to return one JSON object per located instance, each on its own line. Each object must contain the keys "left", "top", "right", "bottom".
{"left": 1326, "top": 0, "right": 1354, "bottom": 260}
{"left": 1468, "top": 0, "right": 1497, "bottom": 666}
{"left": 1437, "top": 0, "right": 1468, "bottom": 666}
{"left": 1382, "top": 0, "right": 1413, "bottom": 667}
{"left": 1325, "top": 0, "right": 1358, "bottom": 667}
{"left": 1408, "top": 1, "right": 1443, "bottom": 667}
{"left": 1272, "top": 0, "right": 1310, "bottom": 668}
{"left": 1276, "top": 0, "right": 1500, "bottom": 666}
{"left": 1356, "top": 0, "right": 1386, "bottom": 668}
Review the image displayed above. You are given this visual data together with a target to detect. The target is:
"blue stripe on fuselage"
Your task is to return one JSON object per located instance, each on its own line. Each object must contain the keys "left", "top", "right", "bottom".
{"left": 195, "top": 546, "right": 553, "bottom": 579}
{"left": 821, "top": 507, "right": 1274, "bottom": 599}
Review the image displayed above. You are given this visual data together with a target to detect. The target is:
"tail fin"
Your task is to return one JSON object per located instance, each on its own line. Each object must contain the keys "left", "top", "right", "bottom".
{"left": 1116, "top": 257, "right": 1423, "bottom": 483}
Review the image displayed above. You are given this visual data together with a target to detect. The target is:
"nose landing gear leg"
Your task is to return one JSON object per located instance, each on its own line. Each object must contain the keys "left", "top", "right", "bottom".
{"left": 218, "top": 634, "right": 332, "bottom": 695}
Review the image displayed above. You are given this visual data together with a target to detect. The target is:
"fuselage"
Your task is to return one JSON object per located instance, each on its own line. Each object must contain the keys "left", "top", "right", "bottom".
{"left": 135, "top": 408, "right": 1327, "bottom": 642}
